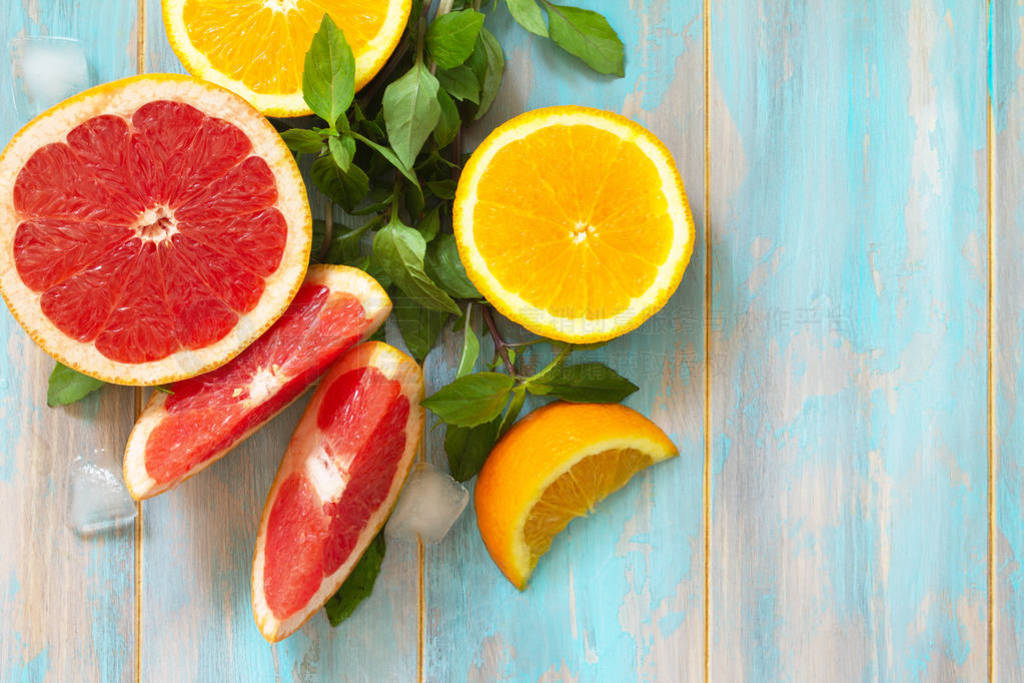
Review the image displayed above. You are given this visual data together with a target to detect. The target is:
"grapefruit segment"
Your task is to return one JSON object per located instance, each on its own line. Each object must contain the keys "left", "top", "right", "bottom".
{"left": 252, "top": 342, "right": 424, "bottom": 642}
{"left": 123, "top": 265, "right": 391, "bottom": 499}
{"left": 0, "top": 74, "right": 311, "bottom": 385}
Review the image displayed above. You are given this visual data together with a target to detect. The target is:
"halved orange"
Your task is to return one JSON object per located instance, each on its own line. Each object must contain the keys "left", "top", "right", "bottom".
{"left": 163, "top": 0, "right": 412, "bottom": 116}
{"left": 474, "top": 402, "right": 677, "bottom": 589}
{"left": 454, "top": 106, "right": 695, "bottom": 343}
{"left": 0, "top": 74, "right": 311, "bottom": 385}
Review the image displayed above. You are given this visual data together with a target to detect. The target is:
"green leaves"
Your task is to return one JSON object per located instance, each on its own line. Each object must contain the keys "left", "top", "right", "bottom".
{"left": 456, "top": 307, "right": 480, "bottom": 378}
{"left": 382, "top": 63, "right": 442, "bottom": 169}
{"left": 425, "top": 234, "right": 481, "bottom": 299}
{"left": 372, "top": 218, "right": 460, "bottom": 314}
{"left": 311, "top": 155, "right": 369, "bottom": 212}
{"left": 473, "top": 28, "right": 505, "bottom": 119}
{"left": 528, "top": 363, "right": 638, "bottom": 403}
{"left": 437, "top": 66, "right": 480, "bottom": 103}
{"left": 445, "top": 420, "right": 500, "bottom": 482}
{"left": 328, "top": 135, "right": 356, "bottom": 171}
{"left": 394, "top": 294, "right": 450, "bottom": 362}
{"left": 303, "top": 15, "right": 356, "bottom": 128}
{"left": 422, "top": 373, "right": 516, "bottom": 427}
{"left": 507, "top": 0, "right": 548, "bottom": 36}
{"left": 426, "top": 9, "right": 486, "bottom": 69}
{"left": 47, "top": 363, "right": 104, "bottom": 407}
{"left": 280, "top": 128, "right": 323, "bottom": 154}
{"left": 324, "top": 532, "right": 385, "bottom": 626}
{"left": 544, "top": 2, "right": 625, "bottom": 76}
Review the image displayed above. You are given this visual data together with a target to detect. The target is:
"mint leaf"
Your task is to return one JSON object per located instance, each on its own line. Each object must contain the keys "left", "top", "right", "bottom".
{"left": 497, "top": 385, "right": 527, "bottom": 437}
{"left": 434, "top": 88, "right": 461, "bottom": 147}
{"left": 311, "top": 155, "right": 369, "bottom": 212}
{"left": 280, "top": 128, "right": 323, "bottom": 154}
{"left": 324, "top": 532, "right": 385, "bottom": 626}
{"left": 528, "top": 363, "right": 638, "bottom": 403}
{"left": 418, "top": 206, "right": 441, "bottom": 242}
{"left": 303, "top": 15, "right": 357, "bottom": 128}
{"left": 47, "top": 362, "right": 104, "bottom": 407}
{"left": 427, "top": 9, "right": 486, "bottom": 69}
{"left": 351, "top": 132, "right": 420, "bottom": 188}
{"left": 373, "top": 220, "right": 461, "bottom": 314}
{"left": 456, "top": 307, "right": 480, "bottom": 378}
{"left": 445, "top": 419, "right": 500, "bottom": 481}
{"left": 474, "top": 28, "right": 505, "bottom": 119}
{"left": 425, "top": 179, "right": 457, "bottom": 199}
{"left": 324, "top": 220, "right": 374, "bottom": 265}
{"left": 329, "top": 134, "right": 356, "bottom": 172}
{"left": 544, "top": 3, "right": 624, "bottom": 76}
{"left": 382, "top": 63, "right": 442, "bottom": 169}
{"left": 423, "top": 373, "right": 516, "bottom": 426}
{"left": 437, "top": 66, "right": 481, "bottom": 103}
{"left": 507, "top": 0, "right": 548, "bottom": 36}
{"left": 394, "top": 294, "right": 449, "bottom": 362}
{"left": 425, "top": 234, "right": 481, "bottom": 299}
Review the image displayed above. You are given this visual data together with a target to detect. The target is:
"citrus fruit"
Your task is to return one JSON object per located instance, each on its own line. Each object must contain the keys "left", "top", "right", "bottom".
{"left": 123, "top": 265, "right": 390, "bottom": 499}
{"left": 474, "top": 402, "right": 677, "bottom": 589}
{"left": 453, "top": 105, "right": 695, "bottom": 343}
{"left": 252, "top": 341, "right": 424, "bottom": 641}
{"left": 0, "top": 74, "right": 311, "bottom": 385}
{"left": 163, "top": 0, "right": 412, "bottom": 116}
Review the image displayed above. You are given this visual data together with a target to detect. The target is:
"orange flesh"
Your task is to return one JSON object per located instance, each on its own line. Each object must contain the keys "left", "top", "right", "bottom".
{"left": 182, "top": 0, "right": 386, "bottom": 95}
{"left": 470, "top": 124, "right": 674, "bottom": 320}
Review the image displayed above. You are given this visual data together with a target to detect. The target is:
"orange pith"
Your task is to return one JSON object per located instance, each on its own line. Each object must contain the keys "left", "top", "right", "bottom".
{"left": 454, "top": 106, "right": 695, "bottom": 343}
{"left": 164, "top": 0, "right": 412, "bottom": 116}
{"left": 474, "top": 402, "right": 678, "bottom": 589}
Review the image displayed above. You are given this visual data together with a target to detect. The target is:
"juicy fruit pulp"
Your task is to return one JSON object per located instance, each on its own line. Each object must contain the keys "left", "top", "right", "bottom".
{"left": 253, "top": 342, "right": 424, "bottom": 641}
{"left": 0, "top": 75, "right": 311, "bottom": 385}
{"left": 164, "top": 0, "right": 412, "bottom": 115}
{"left": 14, "top": 102, "right": 284, "bottom": 363}
{"left": 124, "top": 265, "right": 390, "bottom": 499}
{"left": 454, "top": 106, "right": 694, "bottom": 343}
{"left": 474, "top": 402, "right": 678, "bottom": 589}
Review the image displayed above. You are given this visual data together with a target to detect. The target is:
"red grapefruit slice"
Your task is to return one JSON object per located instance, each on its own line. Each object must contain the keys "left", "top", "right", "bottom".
{"left": 0, "top": 74, "right": 311, "bottom": 385}
{"left": 123, "top": 265, "right": 390, "bottom": 499}
{"left": 252, "top": 342, "right": 424, "bottom": 642}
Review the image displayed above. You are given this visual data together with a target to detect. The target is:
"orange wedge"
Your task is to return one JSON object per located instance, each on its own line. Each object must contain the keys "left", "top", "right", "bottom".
{"left": 474, "top": 402, "right": 677, "bottom": 589}
{"left": 453, "top": 106, "right": 695, "bottom": 343}
{"left": 163, "top": 0, "right": 411, "bottom": 116}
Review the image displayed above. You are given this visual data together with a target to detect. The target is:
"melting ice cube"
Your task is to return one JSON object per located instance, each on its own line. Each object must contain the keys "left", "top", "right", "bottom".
{"left": 386, "top": 461, "right": 469, "bottom": 544}
{"left": 10, "top": 37, "right": 90, "bottom": 119}
{"left": 69, "top": 448, "right": 136, "bottom": 536}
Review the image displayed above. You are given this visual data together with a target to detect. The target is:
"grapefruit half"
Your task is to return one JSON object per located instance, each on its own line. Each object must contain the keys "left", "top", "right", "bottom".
{"left": 252, "top": 341, "right": 424, "bottom": 642}
{"left": 123, "top": 265, "right": 391, "bottom": 499}
{"left": 0, "top": 74, "right": 311, "bottom": 385}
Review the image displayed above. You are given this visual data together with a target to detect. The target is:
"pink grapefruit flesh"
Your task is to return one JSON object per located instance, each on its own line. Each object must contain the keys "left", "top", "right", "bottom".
{"left": 123, "top": 265, "right": 391, "bottom": 499}
{"left": 252, "top": 341, "right": 424, "bottom": 642}
{"left": 0, "top": 74, "right": 311, "bottom": 385}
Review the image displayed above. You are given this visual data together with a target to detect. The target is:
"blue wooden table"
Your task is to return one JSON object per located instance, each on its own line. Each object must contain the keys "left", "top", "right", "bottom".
{"left": 2, "top": 1, "right": 1022, "bottom": 680}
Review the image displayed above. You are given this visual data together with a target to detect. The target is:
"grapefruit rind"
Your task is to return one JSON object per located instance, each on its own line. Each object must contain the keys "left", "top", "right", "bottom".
{"left": 0, "top": 74, "right": 312, "bottom": 385}
{"left": 453, "top": 105, "right": 695, "bottom": 343}
{"left": 122, "top": 265, "right": 391, "bottom": 500}
{"left": 251, "top": 341, "right": 424, "bottom": 642}
{"left": 162, "top": 0, "right": 413, "bottom": 117}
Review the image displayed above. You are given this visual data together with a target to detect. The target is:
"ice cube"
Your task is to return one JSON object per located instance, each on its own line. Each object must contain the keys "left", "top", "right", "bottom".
{"left": 69, "top": 448, "right": 136, "bottom": 536}
{"left": 386, "top": 461, "right": 469, "bottom": 544}
{"left": 10, "top": 37, "right": 90, "bottom": 119}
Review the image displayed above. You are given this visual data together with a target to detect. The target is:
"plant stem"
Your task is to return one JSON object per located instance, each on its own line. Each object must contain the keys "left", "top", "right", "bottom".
{"left": 319, "top": 201, "right": 334, "bottom": 262}
{"left": 482, "top": 305, "right": 514, "bottom": 374}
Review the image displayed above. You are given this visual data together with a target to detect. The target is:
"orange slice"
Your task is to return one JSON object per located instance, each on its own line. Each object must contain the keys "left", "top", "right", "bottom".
{"left": 474, "top": 402, "right": 677, "bottom": 589}
{"left": 163, "top": 0, "right": 412, "bottom": 116}
{"left": 454, "top": 106, "right": 695, "bottom": 343}
{"left": 252, "top": 341, "right": 424, "bottom": 641}
{"left": 0, "top": 74, "right": 311, "bottom": 385}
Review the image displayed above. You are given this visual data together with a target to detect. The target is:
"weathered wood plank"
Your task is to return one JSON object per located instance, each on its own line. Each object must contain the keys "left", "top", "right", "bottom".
{"left": 993, "top": 0, "right": 1024, "bottom": 677}
{"left": 709, "top": 1, "right": 988, "bottom": 679}
{"left": 0, "top": 1, "right": 140, "bottom": 681}
{"left": 423, "top": 2, "right": 707, "bottom": 679}
{"left": 137, "top": 5, "right": 419, "bottom": 680}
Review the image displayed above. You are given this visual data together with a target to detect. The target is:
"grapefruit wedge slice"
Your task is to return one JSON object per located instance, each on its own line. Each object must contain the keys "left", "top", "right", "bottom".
{"left": 123, "top": 265, "right": 390, "bottom": 499}
{"left": 252, "top": 342, "right": 424, "bottom": 642}
{"left": 0, "top": 74, "right": 311, "bottom": 385}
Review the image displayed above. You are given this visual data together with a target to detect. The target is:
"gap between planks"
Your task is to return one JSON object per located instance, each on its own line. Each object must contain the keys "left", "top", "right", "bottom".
{"left": 986, "top": 0, "right": 995, "bottom": 676}
{"left": 701, "top": 0, "right": 712, "bottom": 680}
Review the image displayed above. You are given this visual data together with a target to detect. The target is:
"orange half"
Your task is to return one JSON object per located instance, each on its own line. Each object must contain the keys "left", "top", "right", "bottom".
{"left": 454, "top": 106, "right": 695, "bottom": 343}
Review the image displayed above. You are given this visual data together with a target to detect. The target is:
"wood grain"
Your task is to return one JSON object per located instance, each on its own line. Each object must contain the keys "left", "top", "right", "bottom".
{"left": 708, "top": 1, "right": 989, "bottom": 679}
{"left": 0, "top": 2, "right": 139, "bottom": 681}
{"left": 422, "top": 2, "right": 707, "bottom": 680}
{"left": 993, "top": 0, "right": 1024, "bottom": 678}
